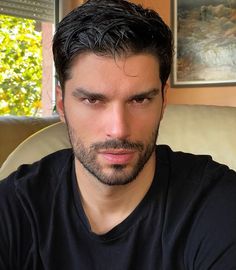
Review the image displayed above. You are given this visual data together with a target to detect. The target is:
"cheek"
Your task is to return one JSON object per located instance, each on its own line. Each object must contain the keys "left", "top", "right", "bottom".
{"left": 134, "top": 104, "right": 163, "bottom": 129}
{"left": 64, "top": 100, "right": 104, "bottom": 141}
{"left": 130, "top": 113, "right": 160, "bottom": 142}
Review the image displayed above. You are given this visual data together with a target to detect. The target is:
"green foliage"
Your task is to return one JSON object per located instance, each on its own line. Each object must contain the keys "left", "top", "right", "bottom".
{"left": 0, "top": 14, "right": 42, "bottom": 116}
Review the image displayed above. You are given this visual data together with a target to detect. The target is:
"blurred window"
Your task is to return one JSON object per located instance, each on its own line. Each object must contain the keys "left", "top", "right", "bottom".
{"left": 0, "top": 0, "right": 57, "bottom": 116}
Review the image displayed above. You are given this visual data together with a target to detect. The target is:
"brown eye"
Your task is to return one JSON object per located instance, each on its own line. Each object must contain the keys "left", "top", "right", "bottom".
{"left": 132, "top": 97, "right": 150, "bottom": 104}
{"left": 83, "top": 97, "right": 99, "bottom": 104}
{"left": 88, "top": 98, "right": 98, "bottom": 103}
{"left": 134, "top": 97, "right": 145, "bottom": 103}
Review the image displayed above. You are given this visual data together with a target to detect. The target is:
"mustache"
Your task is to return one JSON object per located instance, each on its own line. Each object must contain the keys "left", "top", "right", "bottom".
{"left": 91, "top": 139, "right": 144, "bottom": 152}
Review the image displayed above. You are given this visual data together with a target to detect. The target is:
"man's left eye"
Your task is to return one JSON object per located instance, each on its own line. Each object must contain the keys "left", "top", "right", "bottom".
{"left": 132, "top": 97, "right": 149, "bottom": 104}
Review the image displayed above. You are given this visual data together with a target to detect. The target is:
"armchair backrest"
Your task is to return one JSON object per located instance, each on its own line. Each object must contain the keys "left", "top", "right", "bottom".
{"left": 1, "top": 104, "right": 236, "bottom": 180}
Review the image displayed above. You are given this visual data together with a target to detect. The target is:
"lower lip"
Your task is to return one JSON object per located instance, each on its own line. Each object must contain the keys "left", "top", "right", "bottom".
{"left": 100, "top": 152, "right": 135, "bottom": 164}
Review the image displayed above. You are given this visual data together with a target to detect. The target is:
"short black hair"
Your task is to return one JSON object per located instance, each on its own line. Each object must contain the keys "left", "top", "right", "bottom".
{"left": 53, "top": 0, "right": 173, "bottom": 92}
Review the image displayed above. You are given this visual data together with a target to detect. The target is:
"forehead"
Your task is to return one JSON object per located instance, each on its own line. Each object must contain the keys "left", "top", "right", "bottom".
{"left": 66, "top": 53, "right": 161, "bottom": 94}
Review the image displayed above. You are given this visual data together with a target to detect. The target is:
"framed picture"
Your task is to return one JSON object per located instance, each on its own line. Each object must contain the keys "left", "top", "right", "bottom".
{"left": 171, "top": 0, "right": 236, "bottom": 87}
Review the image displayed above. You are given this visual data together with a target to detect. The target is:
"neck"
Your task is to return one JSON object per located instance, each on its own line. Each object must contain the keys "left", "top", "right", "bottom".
{"left": 75, "top": 152, "right": 156, "bottom": 234}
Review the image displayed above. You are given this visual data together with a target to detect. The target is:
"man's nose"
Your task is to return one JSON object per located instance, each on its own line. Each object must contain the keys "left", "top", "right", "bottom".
{"left": 106, "top": 104, "right": 130, "bottom": 140}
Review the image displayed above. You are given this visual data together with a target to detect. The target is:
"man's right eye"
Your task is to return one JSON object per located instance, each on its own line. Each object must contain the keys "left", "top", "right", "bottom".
{"left": 83, "top": 97, "right": 99, "bottom": 105}
{"left": 84, "top": 98, "right": 98, "bottom": 104}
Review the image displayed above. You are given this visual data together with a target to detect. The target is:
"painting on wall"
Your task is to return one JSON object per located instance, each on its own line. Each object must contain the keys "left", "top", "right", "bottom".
{"left": 171, "top": 0, "right": 236, "bottom": 87}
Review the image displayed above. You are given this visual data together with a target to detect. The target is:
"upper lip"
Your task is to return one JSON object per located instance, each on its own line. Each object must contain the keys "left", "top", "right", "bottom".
{"left": 98, "top": 149, "right": 135, "bottom": 154}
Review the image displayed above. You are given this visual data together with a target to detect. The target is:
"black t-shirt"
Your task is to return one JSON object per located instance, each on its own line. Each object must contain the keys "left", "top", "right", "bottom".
{"left": 0, "top": 145, "right": 236, "bottom": 270}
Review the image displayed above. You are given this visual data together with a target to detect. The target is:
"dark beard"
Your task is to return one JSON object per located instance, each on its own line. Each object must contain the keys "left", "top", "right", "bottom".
{"left": 66, "top": 121, "right": 159, "bottom": 186}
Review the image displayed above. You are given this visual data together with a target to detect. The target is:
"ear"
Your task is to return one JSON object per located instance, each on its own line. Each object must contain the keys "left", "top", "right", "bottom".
{"left": 56, "top": 85, "right": 65, "bottom": 123}
{"left": 160, "top": 83, "right": 168, "bottom": 120}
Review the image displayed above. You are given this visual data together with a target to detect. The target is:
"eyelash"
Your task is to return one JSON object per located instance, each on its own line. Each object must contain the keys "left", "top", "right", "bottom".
{"left": 80, "top": 97, "right": 152, "bottom": 106}
{"left": 79, "top": 97, "right": 102, "bottom": 105}
{"left": 132, "top": 97, "right": 151, "bottom": 104}
{"left": 84, "top": 98, "right": 99, "bottom": 104}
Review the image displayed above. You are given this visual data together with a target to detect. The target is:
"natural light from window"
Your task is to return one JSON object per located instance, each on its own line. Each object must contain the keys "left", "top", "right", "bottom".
{"left": 0, "top": 1, "right": 55, "bottom": 117}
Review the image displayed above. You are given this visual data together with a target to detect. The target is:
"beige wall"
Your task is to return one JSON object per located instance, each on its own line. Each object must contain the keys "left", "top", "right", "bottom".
{"left": 67, "top": 0, "right": 236, "bottom": 107}
{"left": 60, "top": 0, "right": 85, "bottom": 19}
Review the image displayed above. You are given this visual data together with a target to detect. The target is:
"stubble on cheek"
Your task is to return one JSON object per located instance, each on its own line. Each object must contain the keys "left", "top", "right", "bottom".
{"left": 64, "top": 108, "right": 160, "bottom": 185}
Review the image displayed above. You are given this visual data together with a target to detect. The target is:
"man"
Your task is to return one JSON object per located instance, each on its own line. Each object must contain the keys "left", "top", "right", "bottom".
{"left": 0, "top": 0, "right": 236, "bottom": 269}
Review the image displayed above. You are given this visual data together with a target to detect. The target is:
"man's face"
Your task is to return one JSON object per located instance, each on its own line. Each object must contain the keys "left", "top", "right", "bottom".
{"left": 57, "top": 53, "right": 166, "bottom": 186}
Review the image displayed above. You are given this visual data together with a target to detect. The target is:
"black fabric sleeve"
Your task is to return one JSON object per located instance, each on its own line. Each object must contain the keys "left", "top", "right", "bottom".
{"left": 184, "top": 163, "right": 236, "bottom": 269}
{"left": 0, "top": 175, "right": 33, "bottom": 270}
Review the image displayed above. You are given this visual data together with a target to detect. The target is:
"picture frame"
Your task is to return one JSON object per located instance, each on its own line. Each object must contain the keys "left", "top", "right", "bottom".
{"left": 171, "top": 0, "right": 236, "bottom": 87}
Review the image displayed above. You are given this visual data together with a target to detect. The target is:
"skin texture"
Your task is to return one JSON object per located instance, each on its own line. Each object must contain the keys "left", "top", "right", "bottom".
{"left": 57, "top": 53, "right": 167, "bottom": 233}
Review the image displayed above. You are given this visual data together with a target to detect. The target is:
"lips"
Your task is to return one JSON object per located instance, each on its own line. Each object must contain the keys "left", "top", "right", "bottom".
{"left": 98, "top": 150, "right": 135, "bottom": 164}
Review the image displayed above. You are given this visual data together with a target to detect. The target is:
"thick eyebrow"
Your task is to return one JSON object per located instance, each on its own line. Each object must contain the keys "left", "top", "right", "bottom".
{"left": 129, "top": 88, "right": 160, "bottom": 100}
{"left": 72, "top": 87, "right": 160, "bottom": 101}
{"left": 72, "top": 88, "right": 107, "bottom": 101}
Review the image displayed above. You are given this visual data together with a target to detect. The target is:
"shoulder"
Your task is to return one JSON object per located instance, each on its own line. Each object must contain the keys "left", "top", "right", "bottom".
{"left": 2, "top": 148, "right": 73, "bottom": 186}
{"left": 0, "top": 148, "right": 73, "bottom": 210}
{"left": 0, "top": 149, "right": 73, "bottom": 268}
{"left": 184, "top": 160, "right": 236, "bottom": 267}
{"left": 156, "top": 145, "right": 236, "bottom": 207}
{"left": 156, "top": 144, "right": 236, "bottom": 186}
{"left": 157, "top": 145, "right": 236, "bottom": 267}
{"left": 156, "top": 145, "right": 236, "bottom": 208}
{"left": 14, "top": 148, "right": 73, "bottom": 178}
{"left": 0, "top": 148, "right": 74, "bottom": 258}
